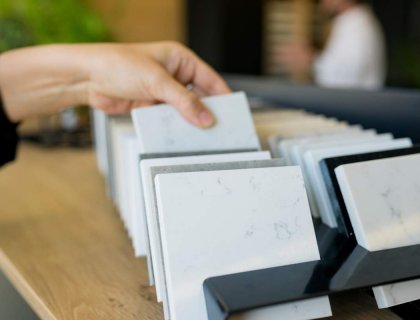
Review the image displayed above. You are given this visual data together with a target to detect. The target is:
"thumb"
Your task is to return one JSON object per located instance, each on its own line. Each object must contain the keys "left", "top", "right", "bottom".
{"left": 152, "top": 73, "right": 215, "bottom": 128}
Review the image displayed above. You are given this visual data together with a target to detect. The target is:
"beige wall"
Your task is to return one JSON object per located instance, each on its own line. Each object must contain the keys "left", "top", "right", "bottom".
{"left": 86, "top": 0, "right": 186, "bottom": 43}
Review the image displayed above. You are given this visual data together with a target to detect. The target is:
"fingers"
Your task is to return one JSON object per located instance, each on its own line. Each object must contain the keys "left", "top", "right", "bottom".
{"left": 188, "top": 54, "right": 231, "bottom": 96}
{"left": 151, "top": 70, "right": 215, "bottom": 128}
{"left": 89, "top": 91, "right": 133, "bottom": 114}
{"left": 164, "top": 43, "right": 231, "bottom": 96}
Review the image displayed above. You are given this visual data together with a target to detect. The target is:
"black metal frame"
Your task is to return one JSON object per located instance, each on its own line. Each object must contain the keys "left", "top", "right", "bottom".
{"left": 204, "top": 220, "right": 420, "bottom": 319}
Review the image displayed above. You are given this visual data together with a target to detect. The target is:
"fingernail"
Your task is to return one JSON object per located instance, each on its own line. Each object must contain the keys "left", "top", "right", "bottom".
{"left": 198, "top": 110, "right": 214, "bottom": 127}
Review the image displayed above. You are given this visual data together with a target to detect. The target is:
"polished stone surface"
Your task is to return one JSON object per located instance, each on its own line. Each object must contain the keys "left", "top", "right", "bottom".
{"left": 155, "top": 167, "right": 331, "bottom": 320}
{"left": 150, "top": 158, "right": 285, "bottom": 317}
{"left": 302, "top": 138, "right": 412, "bottom": 227}
{"left": 131, "top": 92, "right": 260, "bottom": 154}
{"left": 140, "top": 151, "right": 271, "bottom": 304}
{"left": 320, "top": 146, "right": 420, "bottom": 237}
{"left": 336, "top": 153, "right": 420, "bottom": 308}
{"left": 280, "top": 130, "right": 383, "bottom": 218}
{"left": 123, "top": 136, "right": 148, "bottom": 257}
{"left": 92, "top": 109, "right": 109, "bottom": 176}
{"left": 277, "top": 126, "right": 367, "bottom": 165}
{"left": 109, "top": 119, "right": 135, "bottom": 212}
{"left": 106, "top": 116, "right": 131, "bottom": 201}
{"left": 120, "top": 133, "right": 138, "bottom": 240}
{"left": 203, "top": 220, "right": 420, "bottom": 320}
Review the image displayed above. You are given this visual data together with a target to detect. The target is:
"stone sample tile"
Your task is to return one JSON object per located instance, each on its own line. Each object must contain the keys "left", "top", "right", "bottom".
{"left": 140, "top": 151, "right": 271, "bottom": 302}
{"left": 336, "top": 153, "right": 420, "bottom": 308}
{"left": 320, "top": 146, "right": 420, "bottom": 236}
{"left": 131, "top": 92, "right": 260, "bottom": 154}
{"left": 302, "top": 138, "right": 412, "bottom": 227}
{"left": 155, "top": 167, "right": 332, "bottom": 320}
{"left": 290, "top": 133, "right": 391, "bottom": 218}
{"left": 149, "top": 158, "right": 284, "bottom": 315}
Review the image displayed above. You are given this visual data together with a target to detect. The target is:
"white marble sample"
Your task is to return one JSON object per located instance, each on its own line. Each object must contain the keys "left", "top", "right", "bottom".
{"left": 109, "top": 117, "right": 134, "bottom": 210}
{"left": 140, "top": 151, "right": 271, "bottom": 301}
{"left": 276, "top": 126, "right": 365, "bottom": 164}
{"left": 289, "top": 132, "right": 390, "bottom": 218}
{"left": 155, "top": 167, "right": 331, "bottom": 320}
{"left": 120, "top": 133, "right": 138, "bottom": 239}
{"left": 149, "top": 158, "right": 284, "bottom": 317}
{"left": 336, "top": 154, "right": 420, "bottom": 308}
{"left": 123, "top": 135, "right": 148, "bottom": 256}
{"left": 303, "top": 138, "right": 412, "bottom": 227}
{"left": 373, "top": 279, "right": 420, "bottom": 309}
{"left": 286, "top": 129, "right": 376, "bottom": 166}
{"left": 92, "top": 109, "right": 109, "bottom": 176}
{"left": 131, "top": 92, "right": 260, "bottom": 154}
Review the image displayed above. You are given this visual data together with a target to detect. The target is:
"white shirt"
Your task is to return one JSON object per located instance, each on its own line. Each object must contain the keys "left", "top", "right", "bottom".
{"left": 314, "top": 5, "right": 386, "bottom": 89}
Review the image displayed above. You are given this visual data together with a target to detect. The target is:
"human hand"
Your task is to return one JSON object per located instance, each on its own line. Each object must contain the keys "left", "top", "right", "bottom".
{"left": 0, "top": 42, "right": 230, "bottom": 128}
{"left": 87, "top": 42, "right": 230, "bottom": 128}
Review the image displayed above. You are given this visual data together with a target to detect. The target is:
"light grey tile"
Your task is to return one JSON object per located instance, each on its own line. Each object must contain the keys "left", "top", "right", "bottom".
{"left": 155, "top": 167, "right": 331, "bottom": 320}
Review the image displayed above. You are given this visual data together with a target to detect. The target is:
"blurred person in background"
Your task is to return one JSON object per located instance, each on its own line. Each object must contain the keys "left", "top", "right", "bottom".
{"left": 279, "top": 0, "right": 386, "bottom": 89}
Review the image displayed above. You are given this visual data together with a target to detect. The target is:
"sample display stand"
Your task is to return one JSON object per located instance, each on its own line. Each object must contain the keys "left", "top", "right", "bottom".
{"left": 202, "top": 75, "right": 420, "bottom": 319}
{"left": 204, "top": 219, "right": 420, "bottom": 319}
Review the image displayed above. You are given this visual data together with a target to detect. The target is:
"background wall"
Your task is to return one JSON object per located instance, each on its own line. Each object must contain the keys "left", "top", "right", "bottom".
{"left": 85, "top": 0, "right": 186, "bottom": 42}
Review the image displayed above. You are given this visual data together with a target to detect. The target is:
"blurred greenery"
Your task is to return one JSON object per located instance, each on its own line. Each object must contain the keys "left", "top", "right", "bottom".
{"left": 0, "top": 0, "right": 111, "bottom": 51}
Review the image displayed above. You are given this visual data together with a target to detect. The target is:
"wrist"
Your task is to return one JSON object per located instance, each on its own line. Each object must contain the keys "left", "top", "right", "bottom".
{"left": 0, "top": 44, "right": 92, "bottom": 121}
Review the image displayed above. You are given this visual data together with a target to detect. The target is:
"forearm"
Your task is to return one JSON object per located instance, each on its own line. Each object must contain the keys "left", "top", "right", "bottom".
{"left": 0, "top": 44, "right": 92, "bottom": 122}
{"left": 0, "top": 42, "right": 228, "bottom": 127}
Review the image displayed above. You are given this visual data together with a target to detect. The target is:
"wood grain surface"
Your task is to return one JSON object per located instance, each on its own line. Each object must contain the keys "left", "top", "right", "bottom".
{"left": 0, "top": 144, "right": 400, "bottom": 319}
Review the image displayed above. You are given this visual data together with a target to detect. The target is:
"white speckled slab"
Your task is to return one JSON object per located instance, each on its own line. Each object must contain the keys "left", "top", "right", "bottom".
{"left": 336, "top": 153, "right": 420, "bottom": 308}
{"left": 302, "top": 138, "right": 412, "bottom": 227}
{"left": 123, "top": 136, "right": 148, "bottom": 257}
{"left": 131, "top": 92, "right": 260, "bottom": 154}
{"left": 278, "top": 126, "right": 369, "bottom": 165}
{"left": 107, "top": 117, "right": 131, "bottom": 202}
{"left": 290, "top": 132, "right": 390, "bottom": 218}
{"left": 150, "top": 159, "right": 284, "bottom": 319}
{"left": 155, "top": 167, "right": 332, "bottom": 320}
{"left": 109, "top": 118, "right": 134, "bottom": 216}
{"left": 287, "top": 129, "right": 377, "bottom": 166}
{"left": 140, "top": 151, "right": 271, "bottom": 303}
{"left": 92, "top": 109, "right": 109, "bottom": 176}
{"left": 120, "top": 133, "right": 138, "bottom": 240}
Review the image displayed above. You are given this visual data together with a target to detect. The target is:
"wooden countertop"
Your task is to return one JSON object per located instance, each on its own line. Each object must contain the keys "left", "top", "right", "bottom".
{"left": 0, "top": 144, "right": 400, "bottom": 320}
